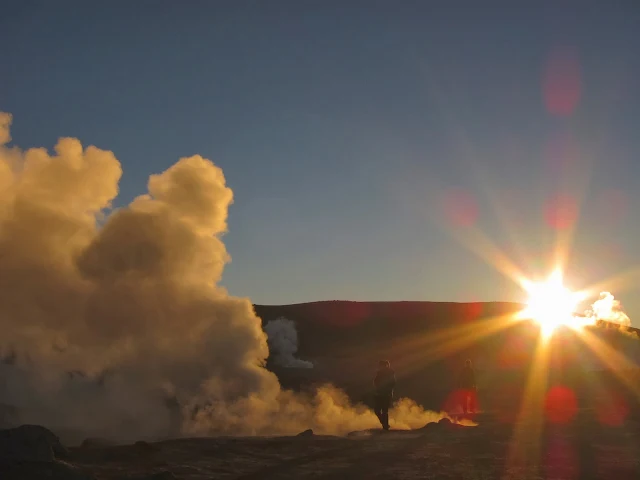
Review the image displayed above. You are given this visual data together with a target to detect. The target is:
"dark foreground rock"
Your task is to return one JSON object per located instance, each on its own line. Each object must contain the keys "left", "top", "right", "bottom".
{"left": 346, "top": 428, "right": 396, "bottom": 437}
{"left": 0, "top": 460, "right": 95, "bottom": 480}
{"left": 134, "top": 440, "right": 160, "bottom": 452}
{"left": 0, "top": 424, "right": 95, "bottom": 479}
{"left": 81, "top": 437, "right": 116, "bottom": 449}
{"left": 119, "top": 472, "right": 177, "bottom": 480}
{"left": 420, "top": 417, "right": 479, "bottom": 435}
{"left": 296, "top": 429, "right": 314, "bottom": 437}
{"left": 0, "top": 424, "right": 70, "bottom": 462}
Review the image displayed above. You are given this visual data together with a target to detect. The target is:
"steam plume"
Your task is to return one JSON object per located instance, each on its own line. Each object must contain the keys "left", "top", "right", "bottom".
{"left": 264, "top": 317, "right": 313, "bottom": 369}
{"left": 0, "top": 113, "right": 445, "bottom": 441}
{"left": 585, "top": 292, "right": 631, "bottom": 327}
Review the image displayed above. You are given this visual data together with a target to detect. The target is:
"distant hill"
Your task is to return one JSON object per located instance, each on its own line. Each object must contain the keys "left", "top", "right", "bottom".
{"left": 254, "top": 300, "right": 640, "bottom": 413}
{"left": 254, "top": 300, "right": 524, "bottom": 356}
{"left": 254, "top": 300, "right": 640, "bottom": 355}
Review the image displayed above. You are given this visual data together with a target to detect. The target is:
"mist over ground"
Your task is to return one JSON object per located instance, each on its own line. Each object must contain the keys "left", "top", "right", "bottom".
{"left": 0, "top": 112, "right": 448, "bottom": 442}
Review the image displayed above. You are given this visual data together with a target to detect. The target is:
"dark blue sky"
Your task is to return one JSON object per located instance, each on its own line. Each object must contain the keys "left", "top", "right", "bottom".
{"left": 2, "top": 1, "right": 639, "bottom": 318}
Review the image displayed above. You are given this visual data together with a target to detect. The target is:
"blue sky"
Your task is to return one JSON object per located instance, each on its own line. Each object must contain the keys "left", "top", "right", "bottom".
{"left": 1, "top": 1, "right": 639, "bottom": 318}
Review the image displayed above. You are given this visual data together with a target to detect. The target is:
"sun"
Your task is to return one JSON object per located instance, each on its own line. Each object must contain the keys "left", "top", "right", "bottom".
{"left": 519, "top": 269, "right": 585, "bottom": 337}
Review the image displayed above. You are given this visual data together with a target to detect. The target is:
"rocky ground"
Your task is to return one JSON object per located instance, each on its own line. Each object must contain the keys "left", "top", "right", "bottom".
{"left": 3, "top": 410, "right": 640, "bottom": 480}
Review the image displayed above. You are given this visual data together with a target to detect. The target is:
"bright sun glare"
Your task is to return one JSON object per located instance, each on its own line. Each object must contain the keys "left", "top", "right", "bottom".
{"left": 520, "top": 269, "right": 586, "bottom": 337}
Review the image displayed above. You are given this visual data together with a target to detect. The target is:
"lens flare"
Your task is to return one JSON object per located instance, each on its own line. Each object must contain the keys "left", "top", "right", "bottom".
{"left": 519, "top": 269, "right": 586, "bottom": 337}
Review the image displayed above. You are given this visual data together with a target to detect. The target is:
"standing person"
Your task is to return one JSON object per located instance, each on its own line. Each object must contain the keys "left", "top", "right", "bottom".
{"left": 458, "top": 359, "right": 477, "bottom": 415}
{"left": 373, "top": 360, "right": 396, "bottom": 430}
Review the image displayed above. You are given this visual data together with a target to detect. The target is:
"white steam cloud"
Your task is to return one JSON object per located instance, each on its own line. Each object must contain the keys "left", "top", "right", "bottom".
{"left": 0, "top": 113, "right": 446, "bottom": 441}
{"left": 585, "top": 291, "right": 631, "bottom": 327}
{"left": 264, "top": 317, "right": 313, "bottom": 369}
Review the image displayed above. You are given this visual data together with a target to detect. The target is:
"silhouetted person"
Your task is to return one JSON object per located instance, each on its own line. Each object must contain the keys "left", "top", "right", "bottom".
{"left": 458, "top": 359, "right": 477, "bottom": 415}
{"left": 373, "top": 360, "right": 395, "bottom": 430}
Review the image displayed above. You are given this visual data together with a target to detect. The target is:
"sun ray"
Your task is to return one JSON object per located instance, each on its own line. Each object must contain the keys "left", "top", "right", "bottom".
{"left": 386, "top": 312, "right": 521, "bottom": 378}
{"left": 571, "top": 327, "right": 640, "bottom": 400}
{"left": 505, "top": 336, "right": 551, "bottom": 476}
{"left": 446, "top": 226, "right": 529, "bottom": 286}
{"left": 579, "top": 266, "right": 640, "bottom": 299}
{"left": 548, "top": 141, "right": 595, "bottom": 283}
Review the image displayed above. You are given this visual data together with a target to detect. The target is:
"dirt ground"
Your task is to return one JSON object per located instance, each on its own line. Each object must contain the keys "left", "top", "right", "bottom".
{"left": 68, "top": 409, "right": 640, "bottom": 480}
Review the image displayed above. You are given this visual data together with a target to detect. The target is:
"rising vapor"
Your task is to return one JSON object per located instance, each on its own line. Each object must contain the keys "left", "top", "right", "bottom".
{"left": 586, "top": 292, "right": 631, "bottom": 327}
{"left": 0, "top": 113, "right": 446, "bottom": 441}
{"left": 264, "top": 317, "right": 313, "bottom": 369}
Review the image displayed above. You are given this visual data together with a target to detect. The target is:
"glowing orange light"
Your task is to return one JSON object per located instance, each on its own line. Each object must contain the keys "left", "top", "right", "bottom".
{"left": 519, "top": 269, "right": 587, "bottom": 337}
{"left": 544, "top": 385, "right": 577, "bottom": 424}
